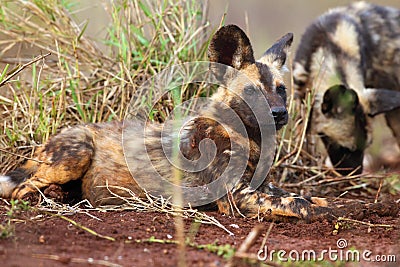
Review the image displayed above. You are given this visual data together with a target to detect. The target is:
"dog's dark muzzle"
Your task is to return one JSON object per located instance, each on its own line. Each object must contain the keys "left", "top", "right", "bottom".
{"left": 271, "top": 106, "right": 288, "bottom": 130}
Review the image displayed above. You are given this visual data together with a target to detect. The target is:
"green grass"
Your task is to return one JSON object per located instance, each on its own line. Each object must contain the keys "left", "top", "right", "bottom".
{"left": 0, "top": 199, "right": 30, "bottom": 239}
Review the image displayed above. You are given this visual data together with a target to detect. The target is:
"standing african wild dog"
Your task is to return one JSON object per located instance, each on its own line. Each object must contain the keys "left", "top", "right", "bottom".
{"left": 0, "top": 25, "right": 330, "bottom": 221}
{"left": 293, "top": 2, "right": 400, "bottom": 174}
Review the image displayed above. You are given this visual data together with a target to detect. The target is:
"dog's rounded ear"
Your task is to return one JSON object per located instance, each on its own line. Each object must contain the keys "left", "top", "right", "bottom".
{"left": 208, "top": 25, "right": 255, "bottom": 70}
{"left": 322, "top": 85, "right": 359, "bottom": 115}
{"left": 258, "top": 33, "right": 293, "bottom": 70}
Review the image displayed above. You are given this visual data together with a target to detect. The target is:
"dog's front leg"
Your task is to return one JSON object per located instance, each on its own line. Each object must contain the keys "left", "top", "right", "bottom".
{"left": 217, "top": 182, "right": 332, "bottom": 222}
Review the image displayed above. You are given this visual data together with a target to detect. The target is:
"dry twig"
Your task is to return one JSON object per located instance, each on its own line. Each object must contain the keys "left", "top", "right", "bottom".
{"left": 0, "top": 53, "right": 51, "bottom": 87}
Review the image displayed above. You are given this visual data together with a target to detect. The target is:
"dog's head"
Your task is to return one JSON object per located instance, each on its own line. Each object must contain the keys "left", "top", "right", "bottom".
{"left": 315, "top": 85, "right": 368, "bottom": 174}
{"left": 207, "top": 25, "right": 293, "bottom": 131}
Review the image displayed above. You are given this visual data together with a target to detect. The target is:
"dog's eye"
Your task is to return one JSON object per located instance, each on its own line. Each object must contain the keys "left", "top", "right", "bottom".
{"left": 276, "top": 84, "right": 287, "bottom": 103}
{"left": 276, "top": 84, "right": 286, "bottom": 94}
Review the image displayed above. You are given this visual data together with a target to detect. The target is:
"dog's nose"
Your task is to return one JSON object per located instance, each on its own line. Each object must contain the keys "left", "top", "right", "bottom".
{"left": 271, "top": 107, "right": 287, "bottom": 120}
{"left": 271, "top": 107, "right": 288, "bottom": 128}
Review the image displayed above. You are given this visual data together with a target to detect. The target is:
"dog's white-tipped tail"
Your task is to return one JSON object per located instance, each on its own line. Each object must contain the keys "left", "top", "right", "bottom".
{"left": 0, "top": 175, "right": 16, "bottom": 197}
{"left": 0, "top": 175, "right": 10, "bottom": 182}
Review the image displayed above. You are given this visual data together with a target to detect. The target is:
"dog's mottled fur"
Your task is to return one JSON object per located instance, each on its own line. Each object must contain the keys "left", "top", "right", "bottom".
{"left": 293, "top": 2, "right": 400, "bottom": 174}
{"left": 0, "top": 25, "right": 330, "bottom": 221}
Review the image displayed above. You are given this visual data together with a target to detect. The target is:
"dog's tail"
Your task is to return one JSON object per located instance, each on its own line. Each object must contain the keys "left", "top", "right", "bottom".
{"left": 0, "top": 160, "right": 38, "bottom": 198}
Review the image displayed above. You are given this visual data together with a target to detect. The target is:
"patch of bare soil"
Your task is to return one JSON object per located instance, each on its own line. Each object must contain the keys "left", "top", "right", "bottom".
{"left": 0, "top": 196, "right": 399, "bottom": 267}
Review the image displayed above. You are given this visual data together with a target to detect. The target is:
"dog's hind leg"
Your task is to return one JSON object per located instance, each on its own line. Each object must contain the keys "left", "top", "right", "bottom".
{"left": 9, "top": 126, "right": 94, "bottom": 200}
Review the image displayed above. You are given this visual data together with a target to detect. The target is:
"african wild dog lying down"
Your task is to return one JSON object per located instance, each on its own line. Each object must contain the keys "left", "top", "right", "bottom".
{"left": 0, "top": 25, "right": 332, "bottom": 222}
{"left": 293, "top": 2, "right": 400, "bottom": 174}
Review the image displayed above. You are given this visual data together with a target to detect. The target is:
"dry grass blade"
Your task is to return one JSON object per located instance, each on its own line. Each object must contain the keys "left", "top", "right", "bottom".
{"left": 236, "top": 225, "right": 263, "bottom": 255}
{"left": 47, "top": 213, "right": 116, "bottom": 241}
{"left": 225, "top": 226, "right": 263, "bottom": 267}
{"left": 0, "top": 147, "right": 49, "bottom": 164}
{"left": 337, "top": 217, "right": 394, "bottom": 228}
{"left": 258, "top": 223, "right": 274, "bottom": 253}
{"left": 0, "top": 53, "right": 51, "bottom": 87}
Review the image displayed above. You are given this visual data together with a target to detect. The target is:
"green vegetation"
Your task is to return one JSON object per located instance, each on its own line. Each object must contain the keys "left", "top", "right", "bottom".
{"left": 1, "top": 199, "right": 30, "bottom": 239}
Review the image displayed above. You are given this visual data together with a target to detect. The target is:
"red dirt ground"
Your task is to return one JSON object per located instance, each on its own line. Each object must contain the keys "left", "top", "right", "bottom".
{"left": 0, "top": 196, "right": 399, "bottom": 267}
